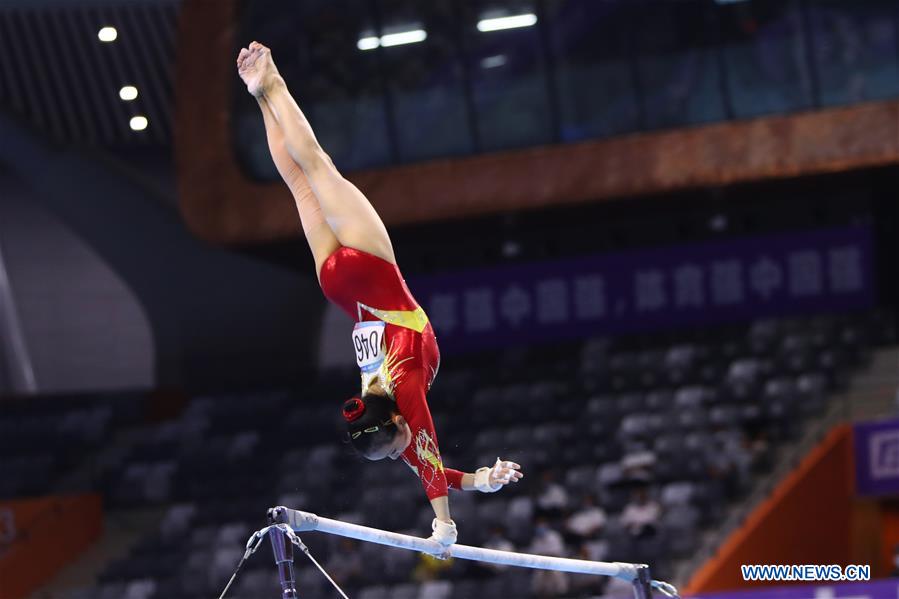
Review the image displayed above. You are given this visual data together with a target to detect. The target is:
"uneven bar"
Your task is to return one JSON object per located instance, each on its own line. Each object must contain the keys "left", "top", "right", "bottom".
{"left": 269, "top": 506, "right": 640, "bottom": 581}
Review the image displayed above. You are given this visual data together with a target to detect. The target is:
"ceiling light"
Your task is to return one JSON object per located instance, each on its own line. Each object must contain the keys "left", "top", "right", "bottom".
{"left": 98, "top": 26, "right": 117, "bottom": 42}
{"left": 357, "top": 28, "right": 427, "bottom": 51}
{"left": 129, "top": 116, "right": 148, "bottom": 131}
{"left": 477, "top": 14, "right": 537, "bottom": 33}
{"left": 119, "top": 86, "right": 138, "bottom": 101}
{"left": 380, "top": 29, "right": 427, "bottom": 47}
{"left": 481, "top": 55, "right": 508, "bottom": 69}
{"left": 357, "top": 36, "right": 380, "bottom": 51}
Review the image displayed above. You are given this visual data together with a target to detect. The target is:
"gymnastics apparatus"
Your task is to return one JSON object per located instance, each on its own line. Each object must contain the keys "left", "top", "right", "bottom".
{"left": 218, "top": 505, "right": 680, "bottom": 599}
{"left": 229, "top": 40, "right": 680, "bottom": 599}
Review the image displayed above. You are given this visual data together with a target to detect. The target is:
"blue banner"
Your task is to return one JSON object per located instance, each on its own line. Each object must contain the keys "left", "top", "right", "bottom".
{"left": 409, "top": 227, "right": 874, "bottom": 354}
{"left": 691, "top": 579, "right": 899, "bottom": 599}
{"left": 855, "top": 418, "right": 899, "bottom": 497}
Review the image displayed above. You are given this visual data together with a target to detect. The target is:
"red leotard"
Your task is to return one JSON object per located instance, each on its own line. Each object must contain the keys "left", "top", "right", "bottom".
{"left": 320, "top": 246, "right": 464, "bottom": 500}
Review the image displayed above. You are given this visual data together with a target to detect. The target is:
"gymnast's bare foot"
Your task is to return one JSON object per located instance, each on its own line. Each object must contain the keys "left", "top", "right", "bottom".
{"left": 237, "top": 41, "right": 281, "bottom": 98}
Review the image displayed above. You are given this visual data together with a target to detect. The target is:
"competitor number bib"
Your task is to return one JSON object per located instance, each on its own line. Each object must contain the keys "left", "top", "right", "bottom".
{"left": 352, "top": 321, "right": 385, "bottom": 373}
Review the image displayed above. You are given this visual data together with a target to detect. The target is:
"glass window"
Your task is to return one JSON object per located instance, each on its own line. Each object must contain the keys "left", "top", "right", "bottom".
{"left": 634, "top": 1, "right": 727, "bottom": 129}
{"left": 718, "top": 0, "right": 815, "bottom": 119}
{"left": 295, "top": 0, "right": 392, "bottom": 170}
{"left": 546, "top": 0, "right": 640, "bottom": 142}
{"left": 376, "top": 0, "right": 474, "bottom": 162}
{"left": 461, "top": 0, "right": 554, "bottom": 152}
{"left": 234, "top": 0, "right": 391, "bottom": 175}
{"left": 806, "top": 0, "right": 899, "bottom": 107}
{"left": 230, "top": 0, "right": 899, "bottom": 179}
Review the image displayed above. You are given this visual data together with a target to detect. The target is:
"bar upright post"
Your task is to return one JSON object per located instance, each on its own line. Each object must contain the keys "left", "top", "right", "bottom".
{"left": 632, "top": 564, "right": 653, "bottom": 599}
{"left": 269, "top": 524, "right": 299, "bottom": 599}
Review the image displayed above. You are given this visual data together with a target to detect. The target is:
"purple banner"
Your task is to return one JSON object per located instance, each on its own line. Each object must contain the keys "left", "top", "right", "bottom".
{"left": 855, "top": 418, "right": 899, "bottom": 497}
{"left": 409, "top": 227, "right": 874, "bottom": 354}
{"left": 690, "top": 579, "right": 899, "bottom": 599}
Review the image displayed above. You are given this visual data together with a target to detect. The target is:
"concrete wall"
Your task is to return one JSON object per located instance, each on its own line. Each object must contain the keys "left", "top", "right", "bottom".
{"left": 0, "top": 172, "right": 154, "bottom": 393}
{"left": 0, "top": 114, "right": 324, "bottom": 393}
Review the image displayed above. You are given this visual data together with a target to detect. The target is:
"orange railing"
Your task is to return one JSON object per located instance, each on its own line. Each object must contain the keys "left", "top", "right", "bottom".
{"left": 684, "top": 425, "right": 855, "bottom": 595}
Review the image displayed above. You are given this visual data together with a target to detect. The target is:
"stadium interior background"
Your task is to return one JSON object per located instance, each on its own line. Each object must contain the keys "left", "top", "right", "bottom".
{"left": 2, "top": 1, "right": 899, "bottom": 598}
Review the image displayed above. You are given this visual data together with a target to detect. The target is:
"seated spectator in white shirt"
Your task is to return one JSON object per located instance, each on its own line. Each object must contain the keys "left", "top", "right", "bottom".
{"left": 529, "top": 517, "right": 569, "bottom": 597}
{"left": 568, "top": 542, "right": 608, "bottom": 596}
{"left": 479, "top": 526, "right": 515, "bottom": 574}
{"left": 565, "top": 493, "right": 607, "bottom": 541}
{"left": 620, "top": 487, "right": 661, "bottom": 539}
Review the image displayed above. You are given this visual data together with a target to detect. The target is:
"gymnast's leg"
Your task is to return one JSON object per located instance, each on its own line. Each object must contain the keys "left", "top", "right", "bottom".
{"left": 237, "top": 41, "right": 396, "bottom": 266}
{"left": 253, "top": 93, "right": 339, "bottom": 281}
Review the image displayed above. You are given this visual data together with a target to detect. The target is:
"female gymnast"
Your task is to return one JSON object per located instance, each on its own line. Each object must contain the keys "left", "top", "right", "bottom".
{"left": 236, "top": 42, "right": 523, "bottom": 555}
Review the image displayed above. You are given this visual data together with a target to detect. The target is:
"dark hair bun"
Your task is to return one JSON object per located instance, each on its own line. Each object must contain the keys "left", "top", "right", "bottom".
{"left": 342, "top": 397, "right": 365, "bottom": 422}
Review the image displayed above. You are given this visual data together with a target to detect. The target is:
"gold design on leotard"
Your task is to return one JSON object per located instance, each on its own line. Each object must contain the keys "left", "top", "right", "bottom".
{"left": 382, "top": 338, "right": 414, "bottom": 398}
{"left": 414, "top": 429, "right": 445, "bottom": 474}
{"left": 358, "top": 303, "right": 429, "bottom": 334}
{"left": 359, "top": 336, "right": 414, "bottom": 400}
{"left": 400, "top": 430, "right": 445, "bottom": 495}
{"left": 410, "top": 429, "right": 445, "bottom": 496}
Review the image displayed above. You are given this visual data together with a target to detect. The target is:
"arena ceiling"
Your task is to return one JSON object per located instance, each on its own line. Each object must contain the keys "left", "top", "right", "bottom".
{"left": 0, "top": 0, "right": 179, "bottom": 147}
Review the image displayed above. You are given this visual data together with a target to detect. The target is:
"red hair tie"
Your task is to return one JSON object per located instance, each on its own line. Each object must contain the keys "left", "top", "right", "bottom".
{"left": 342, "top": 397, "right": 365, "bottom": 422}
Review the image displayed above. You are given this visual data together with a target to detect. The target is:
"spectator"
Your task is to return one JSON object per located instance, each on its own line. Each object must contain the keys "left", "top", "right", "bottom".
{"left": 565, "top": 493, "right": 607, "bottom": 541}
{"left": 709, "top": 428, "right": 771, "bottom": 499}
{"left": 568, "top": 543, "right": 607, "bottom": 596}
{"left": 582, "top": 537, "right": 609, "bottom": 562}
{"left": 480, "top": 526, "right": 515, "bottom": 573}
{"left": 473, "top": 525, "right": 516, "bottom": 577}
{"left": 705, "top": 440, "right": 744, "bottom": 499}
{"left": 746, "top": 429, "right": 771, "bottom": 473}
{"left": 535, "top": 470, "right": 569, "bottom": 519}
{"left": 603, "top": 575, "right": 638, "bottom": 598}
{"left": 323, "top": 538, "right": 363, "bottom": 588}
{"left": 620, "top": 487, "right": 661, "bottom": 539}
{"left": 621, "top": 450, "right": 656, "bottom": 484}
{"left": 529, "top": 517, "right": 569, "bottom": 597}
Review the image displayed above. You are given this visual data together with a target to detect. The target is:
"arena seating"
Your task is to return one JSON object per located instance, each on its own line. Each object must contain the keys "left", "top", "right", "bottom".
{"left": 3, "top": 311, "right": 888, "bottom": 599}
{"left": 0, "top": 394, "right": 142, "bottom": 501}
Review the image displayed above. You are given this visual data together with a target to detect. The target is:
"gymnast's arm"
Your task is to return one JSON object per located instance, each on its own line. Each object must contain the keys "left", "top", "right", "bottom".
{"left": 396, "top": 372, "right": 523, "bottom": 504}
{"left": 425, "top": 464, "right": 526, "bottom": 518}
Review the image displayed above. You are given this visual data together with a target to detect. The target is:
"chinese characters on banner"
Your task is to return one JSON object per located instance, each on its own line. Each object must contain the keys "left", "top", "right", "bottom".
{"left": 855, "top": 417, "right": 899, "bottom": 497}
{"left": 409, "top": 227, "right": 874, "bottom": 354}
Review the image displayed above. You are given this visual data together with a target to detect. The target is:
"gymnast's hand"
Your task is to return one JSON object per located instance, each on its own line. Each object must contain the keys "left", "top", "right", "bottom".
{"left": 427, "top": 518, "right": 457, "bottom": 560}
{"left": 474, "top": 458, "right": 524, "bottom": 493}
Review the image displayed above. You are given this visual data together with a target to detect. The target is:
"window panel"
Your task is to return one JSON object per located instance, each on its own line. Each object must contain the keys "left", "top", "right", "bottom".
{"left": 230, "top": 0, "right": 899, "bottom": 179}
{"left": 546, "top": 0, "right": 640, "bottom": 142}
{"left": 634, "top": 1, "right": 727, "bottom": 129}
{"left": 461, "top": 0, "right": 554, "bottom": 152}
{"left": 807, "top": 0, "right": 899, "bottom": 107}
{"left": 234, "top": 0, "right": 391, "bottom": 176}
{"left": 718, "top": 0, "right": 815, "bottom": 119}
{"left": 376, "top": 0, "right": 474, "bottom": 162}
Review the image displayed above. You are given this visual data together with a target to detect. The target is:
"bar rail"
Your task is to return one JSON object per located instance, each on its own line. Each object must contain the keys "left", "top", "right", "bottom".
{"left": 270, "top": 506, "right": 638, "bottom": 580}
